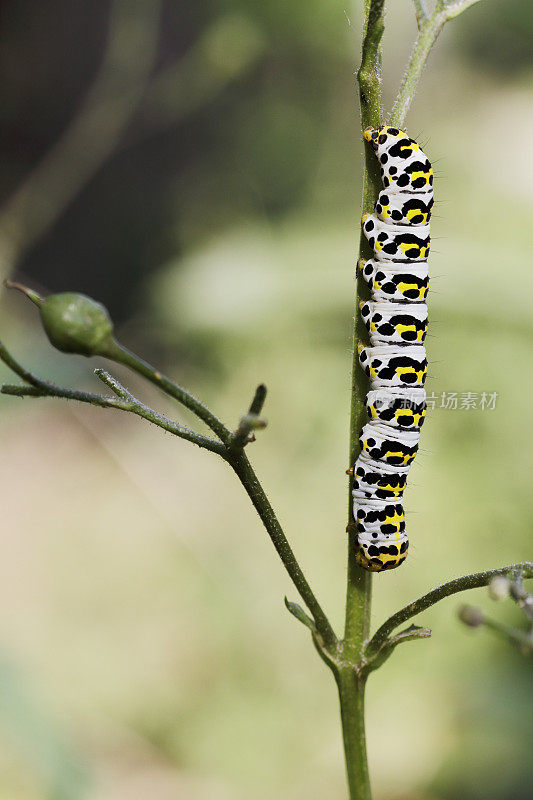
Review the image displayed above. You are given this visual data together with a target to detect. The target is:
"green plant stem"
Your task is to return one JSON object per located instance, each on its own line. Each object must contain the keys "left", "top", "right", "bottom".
{"left": 510, "top": 576, "right": 533, "bottom": 621}
{"left": 482, "top": 615, "right": 533, "bottom": 654}
{"left": 412, "top": 0, "right": 429, "bottom": 29}
{"left": 389, "top": 13, "right": 446, "bottom": 127}
{"left": 335, "top": 669, "right": 370, "bottom": 800}
{"left": 0, "top": 328, "right": 337, "bottom": 652}
{"left": 344, "top": 0, "right": 384, "bottom": 666}
{"left": 0, "top": 342, "right": 226, "bottom": 455}
{"left": 389, "top": 0, "right": 485, "bottom": 128}
{"left": 367, "top": 562, "right": 533, "bottom": 657}
{"left": 228, "top": 383, "right": 267, "bottom": 451}
{"left": 338, "top": 2, "right": 385, "bottom": 798}
{"left": 104, "top": 338, "right": 232, "bottom": 444}
{"left": 107, "top": 341, "right": 333, "bottom": 639}
{"left": 229, "top": 451, "right": 337, "bottom": 651}
{"left": 108, "top": 341, "right": 338, "bottom": 644}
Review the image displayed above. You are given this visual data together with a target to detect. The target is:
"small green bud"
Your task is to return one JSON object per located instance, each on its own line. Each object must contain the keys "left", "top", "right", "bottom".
{"left": 40, "top": 293, "right": 114, "bottom": 356}
{"left": 5, "top": 281, "right": 115, "bottom": 357}
{"left": 458, "top": 605, "right": 485, "bottom": 628}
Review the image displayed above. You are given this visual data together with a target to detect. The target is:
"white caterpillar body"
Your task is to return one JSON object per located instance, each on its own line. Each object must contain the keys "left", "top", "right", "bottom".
{"left": 353, "top": 126, "right": 433, "bottom": 572}
{"left": 358, "top": 259, "right": 429, "bottom": 302}
{"left": 359, "top": 300, "right": 428, "bottom": 345}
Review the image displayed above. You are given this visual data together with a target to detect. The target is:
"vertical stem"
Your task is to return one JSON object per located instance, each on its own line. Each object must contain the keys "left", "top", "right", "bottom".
{"left": 344, "top": 0, "right": 384, "bottom": 664}
{"left": 336, "top": 669, "right": 371, "bottom": 800}
{"left": 340, "top": 4, "right": 385, "bottom": 798}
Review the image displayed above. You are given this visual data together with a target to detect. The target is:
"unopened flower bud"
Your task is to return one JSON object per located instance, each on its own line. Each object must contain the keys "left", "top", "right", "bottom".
{"left": 41, "top": 293, "right": 114, "bottom": 356}
{"left": 458, "top": 605, "right": 485, "bottom": 628}
{"left": 6, "top": 281, "right": 115, "bottom": 357}
{"left": 488, "top": 575, "right": 510, "bottom": 601}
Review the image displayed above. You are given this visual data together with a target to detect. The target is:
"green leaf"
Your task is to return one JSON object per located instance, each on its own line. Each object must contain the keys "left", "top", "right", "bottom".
{"left": 284, "top": 597, "right": 316, "bottom": 632}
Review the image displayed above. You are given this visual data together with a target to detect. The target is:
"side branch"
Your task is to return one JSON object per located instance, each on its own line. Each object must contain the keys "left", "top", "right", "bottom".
{"left": 0, "top": 341, "right": 226, "bottom": 456}
{"left": 229, "top": 451, "right": 338, "bottom": 652}
{"left": 459, "top": 604, "right": 533, "bottom": 654}
{"left": 104, "top": 339, "right": 232, "bottom": 444}
{"left": 228, "top": 383, "right": 267, "bottom": 451}
{"left": 367, "top": 562, "right": 533, "bottom": 657}
{"left": 361, "top": 624, "right": 432, "bottom": 675}
{"left": 0, "top": 333, "right": 337, "bottom": 650}
{"left": 413, "top": 0, "right": 429, "bottom": 29}
{"left": 389, "top": 0, "right": 485, "bottom": 128}
{"left": 3, "top": 281, "right": 232, "bottom": 445}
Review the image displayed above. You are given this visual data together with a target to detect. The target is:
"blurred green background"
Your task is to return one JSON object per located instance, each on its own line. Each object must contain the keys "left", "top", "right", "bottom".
{"left": 0, "top": 1, "right": 532, "bottom": 798}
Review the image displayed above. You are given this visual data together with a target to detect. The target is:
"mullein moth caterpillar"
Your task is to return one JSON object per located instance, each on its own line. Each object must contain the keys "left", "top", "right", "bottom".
{"left": 352, "top": 126, "right": 433, "bottom": 572}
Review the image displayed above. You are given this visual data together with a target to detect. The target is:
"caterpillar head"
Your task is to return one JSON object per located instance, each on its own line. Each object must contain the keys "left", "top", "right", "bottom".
{"left": 364, "top": 125, "right": 415, "bottom": 154}
{"left": 364, "top": 127, "right": 430, "bottom": 191}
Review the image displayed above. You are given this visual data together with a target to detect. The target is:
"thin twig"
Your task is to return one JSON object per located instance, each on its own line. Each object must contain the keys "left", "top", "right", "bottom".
{"left": 363, "top": 624, "right": 432, "bottom": 674}
{"left": 0, "top": 334, "right": 337, "bottom": 646}
{"left": 413, "top": 0, "right": 429, "bottom": 29}
{"left": 3, "top": 280, "right": 232, "bottom": 445}
{"left": 229, "top": 451, "right": 338, "bottom": 651}
{"left": 459, "top": 605, "right": 533, "bottom": 655}
{"left": 389, "top": 0, "right": 485, "bottom": 127}
{"left": 229, "top": 384, "right": 267, "bottom": 451}
{"left": 482, "top": 615, "right": 533, "bottom": 654}
{"left": 437, "top": 0, "right": 485, "bottom": 19}
{"left": 0, "top": 341, "right": 226, "bottom": 455}
{"left": 104, "top": 339, "right": 232, "bottom": 444}
{"left": 367, "top": 562, "right": 533, "bottom": 657}
{"left": 509, "top": 575, "right": 533, "bottom": 621}
{"left": 95, "top": 369, "right": 133, "bottom": 401}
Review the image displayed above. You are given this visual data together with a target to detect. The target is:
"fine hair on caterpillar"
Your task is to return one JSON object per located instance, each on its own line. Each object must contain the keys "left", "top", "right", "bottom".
{"left": 353, "top": 126, "right": 433, "bottom": 572}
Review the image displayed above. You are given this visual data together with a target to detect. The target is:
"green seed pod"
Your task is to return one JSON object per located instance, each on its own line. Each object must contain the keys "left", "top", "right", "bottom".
{"left": 40, "top": 293, "right": 114, "bottom": 356}
{"left": 5, "top": 282, "right": 115, "bottom": 357}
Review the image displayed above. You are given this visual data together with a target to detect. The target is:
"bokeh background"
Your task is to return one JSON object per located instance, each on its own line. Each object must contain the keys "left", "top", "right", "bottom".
{"left": 0, "top": 1, "right": 532, "bottom": 798}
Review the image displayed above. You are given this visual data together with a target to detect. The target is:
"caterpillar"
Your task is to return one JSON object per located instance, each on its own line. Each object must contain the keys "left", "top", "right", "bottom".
{"left": 352, "top": 126, "right": 433, "bottom": 572}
